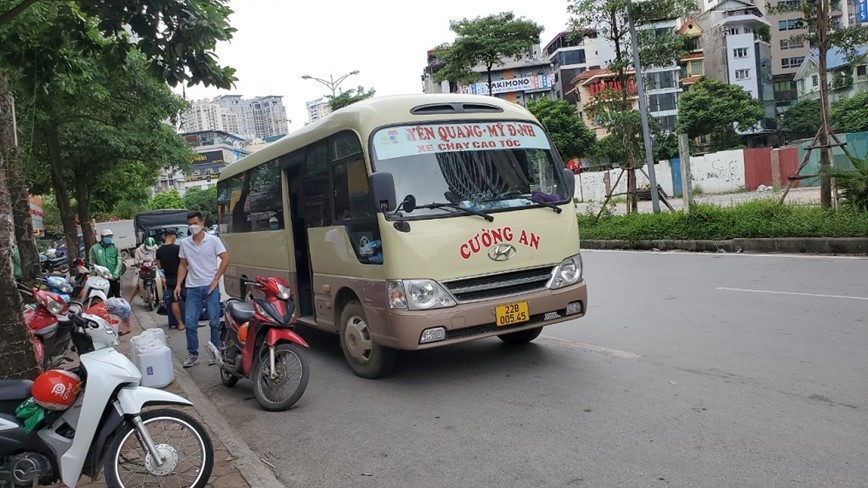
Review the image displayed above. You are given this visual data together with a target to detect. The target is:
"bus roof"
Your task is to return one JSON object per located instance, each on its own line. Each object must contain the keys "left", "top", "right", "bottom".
{"left": 218, "top": 94, "right": 538, "bottom": 181}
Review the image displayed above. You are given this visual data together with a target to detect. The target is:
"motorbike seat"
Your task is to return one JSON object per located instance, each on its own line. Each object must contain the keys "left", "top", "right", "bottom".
{"left": 0, "top": 380, "right": 33, "bottom": 402}
{"left": 226, "top": 300, "right": 254, "bottom": 323}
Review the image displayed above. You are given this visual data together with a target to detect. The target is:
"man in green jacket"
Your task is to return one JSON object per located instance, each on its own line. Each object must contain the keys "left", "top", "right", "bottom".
{"left": 89, "top": 228, "right": 123, "bottom": 298}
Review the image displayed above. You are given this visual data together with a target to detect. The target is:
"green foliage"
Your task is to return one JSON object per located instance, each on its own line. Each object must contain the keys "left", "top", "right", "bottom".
{"left": 568, "top": 0, "right": 697, "bottom": 74}
{"left": 183, "top": 186, "right": 218, "bottom": 226}
{"left": 828, "top": 155, "right": 868, "bottom": 212}
{"left": 150, "top": 190, "right": 185, "bottom": 210}
{"left": 653, "top": 132, "right": 679, "bottom": 162}
{"left": 434, "top": 12, "right": 543, "bottom": 95}
{"left": 781, "top": 98, "right": 820, "bottom": 140}
{"left": 525, "top": 97, "right": 595, "bottom": 159}
{"left": 578, "top": 200, "right": 868, "bottom": 240}
{"left": 830, "top": 91, "right": 868, "bottom": 133}
{"left": 677, "top": 79, "right": 763, "bottom": 151}
{"left": 327, "top": 85, "right": 376, "bottom": 111}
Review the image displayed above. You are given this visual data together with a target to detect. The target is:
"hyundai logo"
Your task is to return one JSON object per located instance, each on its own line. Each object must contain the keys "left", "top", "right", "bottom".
{"left": 488, "top": 244, "right": 516, "bottom": 262}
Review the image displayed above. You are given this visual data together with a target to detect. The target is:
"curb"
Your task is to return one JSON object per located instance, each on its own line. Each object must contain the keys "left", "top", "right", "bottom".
{"left": 134, "top": 308, "right": 285, "bottom": 488}
{"left": 581, "top": 237, "right": 868, "bottom": 255}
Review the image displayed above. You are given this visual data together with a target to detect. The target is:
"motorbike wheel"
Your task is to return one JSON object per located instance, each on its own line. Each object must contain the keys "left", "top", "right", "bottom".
{"left": 219, "top": 330, "right": 239, "bottom": 387}
{"left": 104, "top": 409, "right": 213, "bottom": 488}
{"left": 252, "top": 343, "right": 309, "bottom": 411}
{"left": 143, "top": 286, "right": 154, "bottom": 312}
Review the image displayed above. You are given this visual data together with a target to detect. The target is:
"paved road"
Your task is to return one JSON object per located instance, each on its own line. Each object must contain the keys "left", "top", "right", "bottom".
{"left": 165, "top": 250, "right": 868, "bottom": 487}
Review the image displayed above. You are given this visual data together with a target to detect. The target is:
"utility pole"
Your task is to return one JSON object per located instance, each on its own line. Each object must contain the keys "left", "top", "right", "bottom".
{"left": 627, "top": 0, "right": 661, "bottom": 213}
{"left": 301, "top": 70, "right": 360, "bottom": 98}
{"left": 678, "top": 133, "right": 692, "bottom": 214}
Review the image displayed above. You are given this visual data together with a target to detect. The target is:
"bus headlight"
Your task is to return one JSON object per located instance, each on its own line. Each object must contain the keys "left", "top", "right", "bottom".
{"left": 550, "top": 253, "right": 583, "bottom": 289}
{"left": 387, "top": 279, "right": 456, "bottom": 311}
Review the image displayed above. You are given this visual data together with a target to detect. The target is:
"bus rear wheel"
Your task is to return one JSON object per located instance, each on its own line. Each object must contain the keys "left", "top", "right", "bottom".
{"left": 339, "top": 300, "right": 396, "bottom": 379}
{"left": 497, "top": 326, "right": 543, "bottom": 344}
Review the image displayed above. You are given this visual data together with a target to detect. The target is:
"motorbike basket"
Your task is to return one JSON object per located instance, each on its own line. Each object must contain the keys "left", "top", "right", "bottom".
{"left": 139, "top": 268, "right": 157, "bottom": 280}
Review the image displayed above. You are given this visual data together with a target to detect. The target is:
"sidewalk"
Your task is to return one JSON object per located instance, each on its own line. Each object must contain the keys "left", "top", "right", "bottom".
{"left": 55, "top": 303, "right": 281, "bottom": 488}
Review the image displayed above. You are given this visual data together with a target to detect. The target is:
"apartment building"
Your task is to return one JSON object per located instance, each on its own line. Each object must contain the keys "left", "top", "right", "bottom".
{"left": 180, "top": 95, "right": 288, "bottom": 140}
{"left": 421, "top": 44, "right": 556, "bottom": 105}
{"left": 697, "top": 0, "right": 776, "bottom": 138}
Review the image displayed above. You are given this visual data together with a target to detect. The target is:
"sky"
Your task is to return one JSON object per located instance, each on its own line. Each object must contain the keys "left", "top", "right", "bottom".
{"left": 178, "top": 0, "right": 575, "bottom": 134}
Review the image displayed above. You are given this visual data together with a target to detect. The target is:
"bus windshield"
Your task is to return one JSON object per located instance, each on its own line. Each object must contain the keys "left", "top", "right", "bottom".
{"left": 371, "top": 121, "right": 568, "bottom": 218}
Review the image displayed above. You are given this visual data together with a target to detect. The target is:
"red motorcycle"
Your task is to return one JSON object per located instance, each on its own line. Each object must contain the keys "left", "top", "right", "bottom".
{"left": 206, "top": 276, "right": 309, "bottom": 411}
{"left": 18, "top": 285, "right": 74, "bottom": 371}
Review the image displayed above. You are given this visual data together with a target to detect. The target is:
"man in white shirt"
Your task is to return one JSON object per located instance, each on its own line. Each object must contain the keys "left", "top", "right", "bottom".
{"left": 174, "top": 211, "right": 229, "bottom": 367}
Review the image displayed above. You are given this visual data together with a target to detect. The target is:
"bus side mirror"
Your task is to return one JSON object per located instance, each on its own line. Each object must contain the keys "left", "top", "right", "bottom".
{"left": 562, "top": 168, "right": 576, "bottom": 199}
{"left": 370, "top": 173, "right": 397, "bottom": 213}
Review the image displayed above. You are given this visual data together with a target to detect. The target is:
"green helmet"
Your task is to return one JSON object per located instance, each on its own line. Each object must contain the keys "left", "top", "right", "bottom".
{"left": 144, "top": 237, "right": 157, "bottom": 251}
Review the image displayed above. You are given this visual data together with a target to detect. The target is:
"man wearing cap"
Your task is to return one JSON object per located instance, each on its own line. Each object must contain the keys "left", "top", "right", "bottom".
{"left": 89, "top": 228, "right": 123, "bottom": 298}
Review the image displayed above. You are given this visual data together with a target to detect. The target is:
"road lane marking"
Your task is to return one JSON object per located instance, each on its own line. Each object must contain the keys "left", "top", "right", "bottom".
{"left": 583, "top": 249, "right": 868, "bottom": 260}
{"left": 539, "top": 335, "right": 641, "bottom": 359}
{"left": 716, "top": 287, "right": 868, "bottom": 301}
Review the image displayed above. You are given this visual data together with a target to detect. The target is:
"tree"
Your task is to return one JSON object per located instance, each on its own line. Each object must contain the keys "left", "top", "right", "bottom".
{"left": 568, "top": 0, "right": 696, "bottom": 212}
{"left": 150, "top": 190, "right": 186, "bottom": 211}
{"left": 677, "top": 79, "right": 764, "bottom": 152}
{"left": 327, "top": 85, "right": 376, "bottom": 111}
{"left": 183, "top": 186, "right": 218, "bottom": 226}
{"left": 830, "top": 91, "right": 868, "bottom": 134}
{"left": 0, "top": 0, "right": 237, "bottom": 380}
{"left": 781, "top": 98, "right": 821, "bottom": 141}
{"left": 434, "top": 12, "right": 543, "bottom": 96}
{"left": 769, "top": 0, "right": 868, "bottom": 208}
{"left": 525, "top": 97, "right": 596, "bottom": 160}
{"left": 654, "top": 132, "right": 679, "bottom": 162}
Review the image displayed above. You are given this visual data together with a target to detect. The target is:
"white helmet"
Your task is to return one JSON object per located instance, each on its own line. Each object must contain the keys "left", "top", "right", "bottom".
{"left": 101, "top": 229, "right": 113, "bottom": 237}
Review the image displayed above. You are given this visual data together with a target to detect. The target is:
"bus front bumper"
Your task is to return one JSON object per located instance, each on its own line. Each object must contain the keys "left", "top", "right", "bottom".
{"left": 382, "top": 280, "right": 588, "bottom": 350}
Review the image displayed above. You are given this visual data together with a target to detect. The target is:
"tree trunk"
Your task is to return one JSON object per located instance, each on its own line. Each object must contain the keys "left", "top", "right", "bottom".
{"left": 0, "top": 68, "right": 38, "bottom": 379}
{"left": 0, "top": 69, "right": 39, "bottom": 286}
{"left": 816, "top": 0, "right": 833, "bottom": 209}
{"left": 46, "top": 128, "right": 79, "bottom": 266}
{"left": 74, "top": 173, "right": 96, "bottom": 255}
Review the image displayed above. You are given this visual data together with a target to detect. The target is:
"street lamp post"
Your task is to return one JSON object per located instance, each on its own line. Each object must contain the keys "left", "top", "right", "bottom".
{"left": 301, "top": 70, "right": 360, "bottom": 97}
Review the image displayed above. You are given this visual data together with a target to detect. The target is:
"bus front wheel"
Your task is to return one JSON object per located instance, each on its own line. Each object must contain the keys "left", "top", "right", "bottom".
{"left": 339, "top": 300, "right": 397, "bottom": 379}
{"left": 497, "top": 326, "right": 543, "bottom": 344}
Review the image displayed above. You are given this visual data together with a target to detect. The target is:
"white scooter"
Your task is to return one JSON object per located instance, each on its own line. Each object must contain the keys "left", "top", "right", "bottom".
{"left": 78, "top": 264, "right": 112, "bottom": 309}
{"left": 0, "top": 303, "right": 214, "bottom": 487}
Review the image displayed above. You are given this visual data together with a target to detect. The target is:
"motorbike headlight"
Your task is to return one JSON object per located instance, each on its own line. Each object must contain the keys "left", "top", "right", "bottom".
{"left": 99, "top": 269, "right": 112, "bottom": 279}
{"left": 387, "top": 279, "right": 456, "bottom": 311}
{"left": 276, "top": 283, "right": 291, "bottom": 300}
{"left": 46, "top": 296, "right": 65, "bottom": 315}
{"left": 60, "top": 282, "right": 73, "bottom": 293}
{"left": 550, "top": 253, "right": 583, "bottom": 290}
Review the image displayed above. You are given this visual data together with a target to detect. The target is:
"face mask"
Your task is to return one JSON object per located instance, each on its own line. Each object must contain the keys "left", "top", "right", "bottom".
{"left": 189, "top": 225, "right": 203, "bottom": 236}
{"left": 102, "top": 237, "right": 113, "bottom": 245}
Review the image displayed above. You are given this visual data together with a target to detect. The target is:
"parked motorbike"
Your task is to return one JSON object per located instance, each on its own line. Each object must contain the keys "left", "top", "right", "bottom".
{"left": 37, "top": 275, "right": 74, "bottom": 303}
{"left": 134, "top": 260, "right": 162, "bottom": 311}
{"left": 206, "top": 276, "right": 309, "bottom": 411}
{"left": 79, "top": 264, "right": 112, "bottom": 309}
{"left": 16, "top": 286, "right": 75, "bottom": 372}
{"left": 39, "top": 252, "right": 68, "bottom": 275}
{"left": 0, "top": 302, "right": 214, "bottom": 487}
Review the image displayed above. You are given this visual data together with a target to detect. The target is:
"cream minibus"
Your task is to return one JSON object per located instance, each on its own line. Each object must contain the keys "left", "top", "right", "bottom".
{"left": 216, "top": 94, "right": 588, "bottom": 378}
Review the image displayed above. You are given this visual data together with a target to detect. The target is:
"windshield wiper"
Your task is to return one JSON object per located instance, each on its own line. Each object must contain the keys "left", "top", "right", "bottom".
{"left": 416, "top": 202, "right": 494, "bottom": 222}
{"left": 492, "top": 192, "right": 563, "bottom": 214}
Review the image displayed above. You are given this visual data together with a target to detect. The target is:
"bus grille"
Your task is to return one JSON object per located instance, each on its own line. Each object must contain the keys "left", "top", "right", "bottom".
{"left": 443, "top": 266, "right": 555, "bottom": 302}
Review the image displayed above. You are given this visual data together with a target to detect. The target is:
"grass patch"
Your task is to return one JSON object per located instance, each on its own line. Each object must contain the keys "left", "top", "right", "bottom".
{"left": 578, "top": 200, "right": 868, "bottom": 241}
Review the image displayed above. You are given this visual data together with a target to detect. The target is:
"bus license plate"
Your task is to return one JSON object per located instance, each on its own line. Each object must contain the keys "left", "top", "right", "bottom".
{"left": 495, "top": 301, "right": 529, "bottom": 327}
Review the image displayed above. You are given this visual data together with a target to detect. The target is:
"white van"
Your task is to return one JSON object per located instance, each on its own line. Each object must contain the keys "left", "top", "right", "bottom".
{"left": 94, "top": 220, "right": 136, "bottom": 258}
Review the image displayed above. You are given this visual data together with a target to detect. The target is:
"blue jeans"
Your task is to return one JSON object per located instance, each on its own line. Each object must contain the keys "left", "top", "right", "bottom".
{"left": 184, "top": 286, "right": 221, "bottom": 357}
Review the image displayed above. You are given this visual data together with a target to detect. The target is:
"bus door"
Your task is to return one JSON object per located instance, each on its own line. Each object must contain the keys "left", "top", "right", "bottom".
{"left": 285, "top": 163, "right": 314, "bottom": 319}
